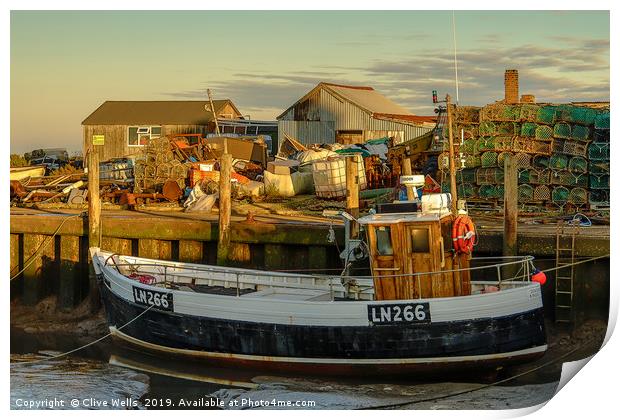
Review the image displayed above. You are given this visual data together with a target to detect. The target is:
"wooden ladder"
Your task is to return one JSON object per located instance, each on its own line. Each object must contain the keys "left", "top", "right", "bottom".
{"left": 555, "top": 222, "right": 578, "bottom": 323}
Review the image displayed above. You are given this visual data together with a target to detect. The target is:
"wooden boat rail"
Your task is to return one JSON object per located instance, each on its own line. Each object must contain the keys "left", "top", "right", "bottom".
{"left": 102, "top": 254, "right": 535, "bottom": 301}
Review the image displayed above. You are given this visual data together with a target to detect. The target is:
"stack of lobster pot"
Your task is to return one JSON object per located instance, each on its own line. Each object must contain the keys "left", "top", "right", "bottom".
{"left": 133, "top": 136, "right": 189, "bottom": 193}
{"left": 444, "top": 102, "right": 610, "bottom": 212}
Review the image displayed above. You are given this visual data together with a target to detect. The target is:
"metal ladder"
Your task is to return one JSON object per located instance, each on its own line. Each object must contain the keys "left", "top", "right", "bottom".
{"left": 555, "top": 222, "right": 578, "bottom": 323}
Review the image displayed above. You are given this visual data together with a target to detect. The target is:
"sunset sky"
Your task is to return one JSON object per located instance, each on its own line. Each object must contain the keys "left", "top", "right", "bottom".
{"left": 10, "top": 10, "right": 610, "bottom": 154}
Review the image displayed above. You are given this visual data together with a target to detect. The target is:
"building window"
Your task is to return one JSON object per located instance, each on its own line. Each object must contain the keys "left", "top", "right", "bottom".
{"left": 128, "top": 126, "right": 161, "bottom": 146}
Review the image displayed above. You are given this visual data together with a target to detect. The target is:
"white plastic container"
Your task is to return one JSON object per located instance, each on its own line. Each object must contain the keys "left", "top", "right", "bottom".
{"left": 312, "top": 157, "right": 366, "bottom": 199}
{"left": 421, "top": 193, "right": 452, "bottom": 213}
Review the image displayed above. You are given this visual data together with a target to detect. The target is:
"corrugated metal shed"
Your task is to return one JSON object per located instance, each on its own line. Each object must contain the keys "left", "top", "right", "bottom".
{"left": 277, "top": 82, "right": 434, "bottom": 146}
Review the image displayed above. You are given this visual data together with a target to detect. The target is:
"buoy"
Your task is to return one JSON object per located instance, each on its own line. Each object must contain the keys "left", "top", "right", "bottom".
{"left": 531, "top": 269, "right": 547, "bottom": 285}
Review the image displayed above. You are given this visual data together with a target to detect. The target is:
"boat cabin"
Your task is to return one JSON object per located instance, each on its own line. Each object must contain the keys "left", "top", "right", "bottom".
{"left": 358, "top": 197, "right": 471, "bottom": 301}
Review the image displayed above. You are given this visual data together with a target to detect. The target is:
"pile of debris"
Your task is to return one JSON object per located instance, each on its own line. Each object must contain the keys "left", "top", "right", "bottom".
{"left": 447, "top": 103, "right": 610, "bottom": 211}
{"left": 270, "top": 133, "right": 396, "bottom": 199}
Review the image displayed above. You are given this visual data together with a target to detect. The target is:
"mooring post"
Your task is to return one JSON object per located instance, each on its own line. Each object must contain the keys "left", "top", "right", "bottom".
{"left": 87, "top": 144, "right": 101, "bottom": 310}
{"left": 503, "top": 153, "right": 518, "bottom": 257}
{"left": 446, "top": 94, "right": 458, "bottom": 216}
{"left": 217, "top": 153, "right": 232, "bottom": 266}
{"left": 346, "top": 154, "right": 360, "bottom": 238}
{"left": 402, "top": 157, "right": 415, "bottom": 200}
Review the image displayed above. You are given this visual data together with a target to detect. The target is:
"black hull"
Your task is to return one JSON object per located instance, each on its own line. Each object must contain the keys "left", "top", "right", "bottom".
{"left": 100, "top": 285, "right": 546, "bottom": 375}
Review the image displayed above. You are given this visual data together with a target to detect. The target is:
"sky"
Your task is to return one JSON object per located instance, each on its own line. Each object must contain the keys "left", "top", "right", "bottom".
{"left": 10, "top": 10, "right": 610, "bottom": 155}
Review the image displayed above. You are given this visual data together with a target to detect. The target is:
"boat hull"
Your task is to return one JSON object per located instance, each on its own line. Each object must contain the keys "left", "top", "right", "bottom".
{"left": 100, "top": 284, "right": 547, "bottom": 376}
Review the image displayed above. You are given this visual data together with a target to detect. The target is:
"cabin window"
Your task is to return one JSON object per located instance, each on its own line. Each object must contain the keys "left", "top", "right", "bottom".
{"left": 128, "top": 126, "right": 162, "bottom": 146}
{"left": 410, "top": 228, "right": 430, "bottom": 253}
{"left": 375, "top": 226, "right": 394, "bottom": 256}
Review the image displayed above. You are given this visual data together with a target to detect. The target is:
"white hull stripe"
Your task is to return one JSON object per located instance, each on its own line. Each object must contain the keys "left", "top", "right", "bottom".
{"left": 110, "top": 327, "right": 548, "bottom": 365}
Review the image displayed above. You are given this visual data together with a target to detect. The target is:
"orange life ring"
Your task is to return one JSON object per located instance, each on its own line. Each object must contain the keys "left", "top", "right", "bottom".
{"left": 452, "top": 215, "right": 476, "bottom": 254}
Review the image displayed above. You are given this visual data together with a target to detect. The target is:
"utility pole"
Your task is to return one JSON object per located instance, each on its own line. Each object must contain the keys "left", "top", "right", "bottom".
{"left": 446, "top": 94, "right": 458, "bottom": 215}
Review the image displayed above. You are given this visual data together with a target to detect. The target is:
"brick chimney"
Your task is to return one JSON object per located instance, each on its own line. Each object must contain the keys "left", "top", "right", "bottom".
{"left": 504, "top": 69, "right": 519, "bottom": 104}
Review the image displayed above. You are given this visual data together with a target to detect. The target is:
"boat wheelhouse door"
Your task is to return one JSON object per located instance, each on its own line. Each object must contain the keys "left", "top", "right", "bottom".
{"left": 363, "top": 213, "right": 471, "bottom": 301}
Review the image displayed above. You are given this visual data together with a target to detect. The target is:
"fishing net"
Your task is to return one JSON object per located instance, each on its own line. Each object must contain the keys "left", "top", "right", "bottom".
{"left": 479, "top": 121, "right": 497, "bottom": 136}
{"left": 478, "top": 184, "right": 504, "bottom": 199}
{"left": 536, "top": 106, "right": 557, "bottom": 124}
{"left": 454, "top": 106, "right": 481, "bottom": 123}
{"left": 571, "top": 125, "right": 591, "bottom": 142}
{"left": 568, "top": 187, "right": 588, "bottom": 205}
{"left": 441, "top": 182, "right": 477, "bottom": 198}
{"left": 518, "top": 169, "right": 531, "bottom": 184}
{"left": 513, "top": 137, "right": 553, "bottom": 155}
{"left": 463, "top": 154, "right": 481, "bottom": 168}
{"left": 568, "top": 157, "right": 588, "bottom": 173}
{"left": 594, "top": 111, "right": 610, "bottom": 129}
{"left": 481, "top": 151, "right": 498, "bottom": 168}
{"left": 552, "top": 186, "right": 570, "bottom": 204}
{"left": 588, "top": 142, "right": 610, "bottom": 161}
{"left": 589, "top": 174, "right": 610, "bottom": 190}
{"left": 551, "top": 170, "right": 588, "bottom": 187}
{"left": 549, "top": 154, "right": 569, "bottom": 170}
{"left": 461, "top": 138, "right": 478, "bottom": 154}
{"left": 589, "top": 189, "right": 609, "bottom": 204}
{"left": 535, "top": 125, "right": 554, "bottom": 140}
{"left": 458, "top": 125, "right": 479, "bottom": 140}
{"left": 497, "top": 122, "right": 519, "bottom": 136}
{"left": 515, "top": 152, "right": 532, "bottom": 169}
{"left": 518, "top": 184, "right": 534, "bottom": 202}
{"left": 520, "top": 122, "right": 537, "bottom": 137}
{"left": 553, "top": 140, "right": 587, "bottom": 157}
{"left": 458, "top": 168, "right": 478, "bottom": 183}
{"left": 497, "top": 152, "right": 512, "bottom": 168}
{"left": 476, "top": 167, "right": 504, "bottom": 184}
{"left": 476, "top": 137, "right": 494, "bottom": 152}
{"left": 480, "top": 104, "right": 520, "bottom": 122}
{"left": 593, "top": 129, "right": 610, "bottom": 143}
{"left": 557, "top": 106, "right": 597, "bottom": 126}
{"left": 553, "top": 123, "right": 572, "bottom": 139}
{"left": 533, "top": 185, "right": 551, "bottom": 201}
{"left": 529, "top": 169, "right": 551, "bottom": 185}
{"left": 589, "top": 161, "right": 610, "bottom": 174}
{"left": 492, "top": 136, "right": 514, "bottom": 152}
{"left": 532, "top": 155, "right": 550, "bottom": 169}
{"left": 519, "top": 105, "right": 540, "bottom": 122}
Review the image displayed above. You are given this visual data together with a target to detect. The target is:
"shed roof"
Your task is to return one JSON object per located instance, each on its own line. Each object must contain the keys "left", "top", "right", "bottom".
{"left": 277, "top": 82, "right": 422, "bottom": 122}
{"left": 82, "top": 100, "right": 242, "bottom": 125}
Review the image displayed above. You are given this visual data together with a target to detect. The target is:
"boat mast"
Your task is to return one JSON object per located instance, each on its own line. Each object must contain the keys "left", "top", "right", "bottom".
{"left": 446, "top": 94, "right": 458, "bottom": 216}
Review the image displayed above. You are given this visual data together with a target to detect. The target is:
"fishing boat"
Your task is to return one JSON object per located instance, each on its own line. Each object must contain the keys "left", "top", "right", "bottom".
{"left": 10, "top": 165, "right": 46, "bottom": 181}
{"left": 91, "top": 94, "right": 547, "bottom": 376}
{"left": 90, "top": 193, "right": 547, "bottom": 376}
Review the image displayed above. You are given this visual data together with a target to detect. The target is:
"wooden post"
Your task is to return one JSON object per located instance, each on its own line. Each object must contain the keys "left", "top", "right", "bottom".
{"left": 503, "top": 154, "right": 518, "bottom": 256}
{"left": 346, "top": 154, "right": 360, "bottom": 238}
{"left": 446, "top": 94, "right": 458, "bottom": 216}
{"left": 207, "top": 89, "right": 221, "bottom": 136}
{"left": 402, "top": 157, "right": 415, "bottom": 200}
{"left": 217, "top": 153, "right": 232, "bottom": 265}
{"left": 87, "top": 144, "right": 101, "bottom": 310}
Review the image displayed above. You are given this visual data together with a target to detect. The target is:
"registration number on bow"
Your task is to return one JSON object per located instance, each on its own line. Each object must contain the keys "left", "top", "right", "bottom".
{"left": 132, "top": 286, "right": 174, "bottom": 312}
{"left": 368, "top": 303, "right": 431, "bottom": 325}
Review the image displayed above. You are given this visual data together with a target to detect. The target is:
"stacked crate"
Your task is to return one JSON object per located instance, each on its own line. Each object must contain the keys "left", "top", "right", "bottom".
{"left": 443, "top": 103, "right": 610, "bottom": 211}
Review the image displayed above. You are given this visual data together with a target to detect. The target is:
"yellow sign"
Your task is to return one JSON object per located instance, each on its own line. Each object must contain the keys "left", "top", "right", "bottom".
{"left": 92, "top": 135, "right": 105, "bottom": 146}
